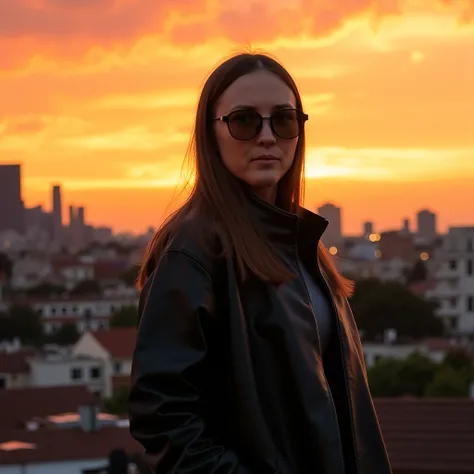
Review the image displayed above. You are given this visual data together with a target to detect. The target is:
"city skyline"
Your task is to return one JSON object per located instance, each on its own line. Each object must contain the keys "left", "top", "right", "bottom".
{"left": 1, "top": 1, "right": 473, "bottom": 234}
{"left": 2, "top": 163, "right": 460, "bottom": 238}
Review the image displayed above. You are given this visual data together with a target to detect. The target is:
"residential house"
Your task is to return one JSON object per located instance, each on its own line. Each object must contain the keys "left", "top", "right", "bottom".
{"left": 73, "top": 328, "right": 136, "bottom": 397}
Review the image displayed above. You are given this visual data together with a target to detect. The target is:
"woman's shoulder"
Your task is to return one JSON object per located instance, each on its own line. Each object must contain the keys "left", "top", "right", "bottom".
{"left": 164, "top": 209, "right": 227, "bottom": 273}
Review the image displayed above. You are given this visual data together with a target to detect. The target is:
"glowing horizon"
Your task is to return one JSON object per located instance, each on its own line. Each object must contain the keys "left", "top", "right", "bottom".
{"left": 1, "top": 0, "right": 473, "bottom": 234}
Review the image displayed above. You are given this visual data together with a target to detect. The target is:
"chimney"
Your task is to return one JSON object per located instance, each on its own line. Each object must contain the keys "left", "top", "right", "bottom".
{"left": 78, "top": 405, "right": 99, "bottom": 432}
{"left": 384, "top": 328, "right": 397, "bottom": 345}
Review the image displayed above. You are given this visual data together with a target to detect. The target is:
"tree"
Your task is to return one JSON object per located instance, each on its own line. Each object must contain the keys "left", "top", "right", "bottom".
{"left": 71, "top": 279, "right": 101, "bottom": 296}
{"left": 368, "top": 357, "right": 405, "bottom": 397}
{"left": 397, "top": 352, "right": 438, "bottom": 397}
{"left": 425, "top": 366, "right": 470, "bottom": 397}
{"left": 0, "top": 311, "right": 16, "bottom": 340}
{"left": 8, "top": 305, "right": 43, "bottom": 346}
{"left": 350, "top": 279, "right": 444, "bottom": 341}
{"left": 120, "top": 266, "right": 139, "bottom": 287}
{"left": 103, "top": 386, "right": 130, "bottom": 415}
{"left": 0, "top": 252, "right": 12, "bottom": 281}
{"left": 48, "top": 322, "right": 80, "bottom": 345}
{"left": 442, "top": 348, "right": 473, "bottom": 372}
{"left": 27, "top": 283, "right": 66, "bottom": 297}
{"left": 405, "top": 260, "right": 427, "bottom": 284}
{"left": 110, "top": 306, "right": 138, "bottom": 328}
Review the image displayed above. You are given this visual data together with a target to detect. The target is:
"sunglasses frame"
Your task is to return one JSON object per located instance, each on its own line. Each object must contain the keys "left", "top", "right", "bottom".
{"left": 212, "top": 108, "right": 309, "bottom": 141}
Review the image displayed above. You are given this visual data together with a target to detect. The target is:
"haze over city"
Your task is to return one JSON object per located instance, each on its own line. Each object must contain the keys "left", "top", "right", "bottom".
{"left": 1, "top": 0, "right": 473, "bottom": 234}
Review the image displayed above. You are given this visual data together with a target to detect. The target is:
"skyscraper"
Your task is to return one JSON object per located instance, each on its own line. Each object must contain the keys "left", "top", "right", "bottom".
{"left": 0, "top": 164, "right": 25, "bottom": 234}
{"left": 52, "top": 184, "right": 63, "bottom": 244}
{"left": 417, "top": 209, "right": 437, "bottom": 242}
{"left": 363, "top": 221, "right": 374, "bottom": 238}
{"left": 317, "top": 203, "right": 342, "bottom": 248}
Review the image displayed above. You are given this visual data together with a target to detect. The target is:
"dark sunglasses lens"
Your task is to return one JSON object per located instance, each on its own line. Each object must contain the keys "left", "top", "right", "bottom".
{"left": 228, "top": 111, "right": 261, "bottom": 140}
{"left": 271, "top": 109, "right": 305, "bottom": 139}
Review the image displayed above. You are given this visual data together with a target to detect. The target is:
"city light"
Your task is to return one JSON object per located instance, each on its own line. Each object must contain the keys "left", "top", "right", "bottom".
{"left": 420, "top": 252, "right": 430, "bottom": 261}
{"left": 329, "top": 246, "right": 338, "bottom": 255}
{"left": 369, "top": 233, "right": 381, "bottom": 242}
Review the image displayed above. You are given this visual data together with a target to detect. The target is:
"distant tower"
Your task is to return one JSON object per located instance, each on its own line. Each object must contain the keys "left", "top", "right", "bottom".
{"left": 363, "top": 221, "right": 373, "bottom": 238}
{"left": 417, "top": 209, "right": 437, "bottom": 242}
{"left": 402, "top": 218, "right": 411, "bottom": 235}
{"left": 77, "top": 207, "right": 85, "bottom": 226}
{"left": 0, "top": 164, "right": 25, "bottom": 234}
{"left": 52, "top": 185, "right": 63, "bottom": 244}
{"left": 317, "top": 203, "right": 342, "bottom": 248}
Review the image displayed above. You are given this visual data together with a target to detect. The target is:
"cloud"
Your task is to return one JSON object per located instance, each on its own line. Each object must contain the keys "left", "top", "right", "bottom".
{"left": 56, "top": 127, "right": 188, "bottom": 151}
{"left": 305, "top": 146, "right": 474, "bottom": 181}
{"left": 1, "top": 0, "right": 472, "bottom": 71}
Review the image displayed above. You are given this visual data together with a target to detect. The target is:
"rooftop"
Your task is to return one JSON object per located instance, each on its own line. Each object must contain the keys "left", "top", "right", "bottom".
{"left": 375, "top": 398, "right": 474, "bottom": 473}
{"left": 0, "top": 427, "right": 141, "bottom": 465}
{"left": 92, "top": 327, "right": 136, "bottom": 359}
{"left": 0, "top": 385, "right": 97, "bottom": 430}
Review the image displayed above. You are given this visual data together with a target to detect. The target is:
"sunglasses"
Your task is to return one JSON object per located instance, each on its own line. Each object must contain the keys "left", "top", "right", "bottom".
{"left": 212, "top": 108, "right": 308, "bottom": 141}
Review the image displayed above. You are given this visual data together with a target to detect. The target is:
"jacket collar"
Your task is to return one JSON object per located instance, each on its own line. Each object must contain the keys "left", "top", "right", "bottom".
{"left": 246, "top": 191, "right": 329, "bottom": 255}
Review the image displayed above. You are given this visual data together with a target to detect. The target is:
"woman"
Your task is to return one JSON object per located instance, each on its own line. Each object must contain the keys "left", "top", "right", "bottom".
{"left": 128, "top": 52, "right": 392, "bottom": 474}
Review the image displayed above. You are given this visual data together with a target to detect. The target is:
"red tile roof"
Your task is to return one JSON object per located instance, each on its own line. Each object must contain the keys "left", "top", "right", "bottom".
{"left": 0, "top": 427, "right": 141, "bottom": 465}
{"left": 375, "top": 398, "right": 474, "bottom": 473}
{"left": 0, "top": 385, "right": 97, "bottom": 430}
{"left": 93, "top": 261, "right": 128, "bottom": 280}
{"left": 0, "top": 349, "right": 35, "bottom": 375}
{"left": 422, "top": 337, "right": 457, "bottom": 353}
{"left": 92, "top": 328, "right": 136, "bottom": 359}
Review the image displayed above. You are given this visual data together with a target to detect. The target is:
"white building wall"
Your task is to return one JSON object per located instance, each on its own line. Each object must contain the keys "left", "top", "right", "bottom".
{"left": 428, "top": 227, "right": 474, "bottom": 341}
{"left": 28, "top": 357, "right": 105, "bottom": 396}
{"left": 73, "top": 334, "right": 113, "bottom": 397}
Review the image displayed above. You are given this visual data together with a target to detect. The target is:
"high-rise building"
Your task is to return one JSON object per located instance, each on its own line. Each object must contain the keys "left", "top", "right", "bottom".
{"left": 0, "top": 164, "right": 25, "bottom": 234}
{"left": 417, "top": 209, "right": 437, "bottom": 242}
{"left": 52, "top": 185, "right": 63, "bottom": 244}
{"left": 77, "top": 207, "right": 85, "bottom": 226}
{"left": 363, "top": 221, "right": 374, "bottom": 238}
{"left": 317, "top": 203, "right": 342, "bottom": 248}
{"left": 401, "top": 218, "right": 411, "bottom": 235}
{"left": 428, "top": 227, "right": 474, "bottom": 341}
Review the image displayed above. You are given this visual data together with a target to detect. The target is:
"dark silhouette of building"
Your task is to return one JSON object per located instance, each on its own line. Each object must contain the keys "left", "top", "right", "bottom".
{"left": 0, "top": 164, "right": 24, "bottom": 234}
{"left": 417, "top": 209, "right": 437, "bottom": 242}
{"left": 52, "top": 184, "right": 63, "bottom": 244}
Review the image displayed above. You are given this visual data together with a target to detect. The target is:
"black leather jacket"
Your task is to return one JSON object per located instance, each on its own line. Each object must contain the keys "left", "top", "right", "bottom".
{"left": 128, "top": 194, "right": 392, "bottom": 474}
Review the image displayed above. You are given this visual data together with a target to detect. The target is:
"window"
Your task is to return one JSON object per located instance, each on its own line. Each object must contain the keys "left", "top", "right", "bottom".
{"left": 449, "top": 260, "right": 457, "bottom": 270}
{"left": 468, "top": 296, "right": 474, "bottom": 313}
{"left": 467, "top": 260, "right": 473, "bottom": 276}
{"left": 90, "top": 367, "right": 101, "bottom": 379}
{"left": 70, "top": 368, "right": 83, "bottom": 380}
{"left": 468, "top": 239, "right": 473, "bottom": 252}
{"left": 449, "top": 297, "right": 457, "bottom": 307}
{"left": 114, "top": 362, "right": 122, "bottom": 374}
{"left": 0, "top": 376, "right": 6, "bottom": 389}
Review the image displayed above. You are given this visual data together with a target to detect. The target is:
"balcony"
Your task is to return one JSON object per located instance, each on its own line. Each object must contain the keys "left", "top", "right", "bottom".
{"left": 435, "top": 266, "right": 461, "bottom": 281}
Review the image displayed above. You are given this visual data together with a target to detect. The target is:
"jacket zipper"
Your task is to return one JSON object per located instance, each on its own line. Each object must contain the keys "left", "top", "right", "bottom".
{"left": 317, "top": 268, "right": 360, "bottom": 474}
{"left": 295, "top": 260, "right": 346, "bottom": 473}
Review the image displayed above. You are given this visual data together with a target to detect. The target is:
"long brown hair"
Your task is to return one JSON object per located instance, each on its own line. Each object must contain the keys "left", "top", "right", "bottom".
{"left": 138, "top": 52, "right": 353, "bottom": 299}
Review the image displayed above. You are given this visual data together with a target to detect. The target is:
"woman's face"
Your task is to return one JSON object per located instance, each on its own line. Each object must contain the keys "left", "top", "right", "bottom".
{"left": 214, "top": 70, "right": 299, "bottom": 203}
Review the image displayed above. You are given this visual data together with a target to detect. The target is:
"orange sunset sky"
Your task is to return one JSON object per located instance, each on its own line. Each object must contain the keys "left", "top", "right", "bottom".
{"left": 0, "top": 0, "right": 473, "bottom": 235}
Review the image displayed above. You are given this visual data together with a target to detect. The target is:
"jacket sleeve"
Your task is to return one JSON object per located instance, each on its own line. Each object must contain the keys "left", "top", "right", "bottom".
{"left": 128, "top": 249, "right": 252, "bottom": 474}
